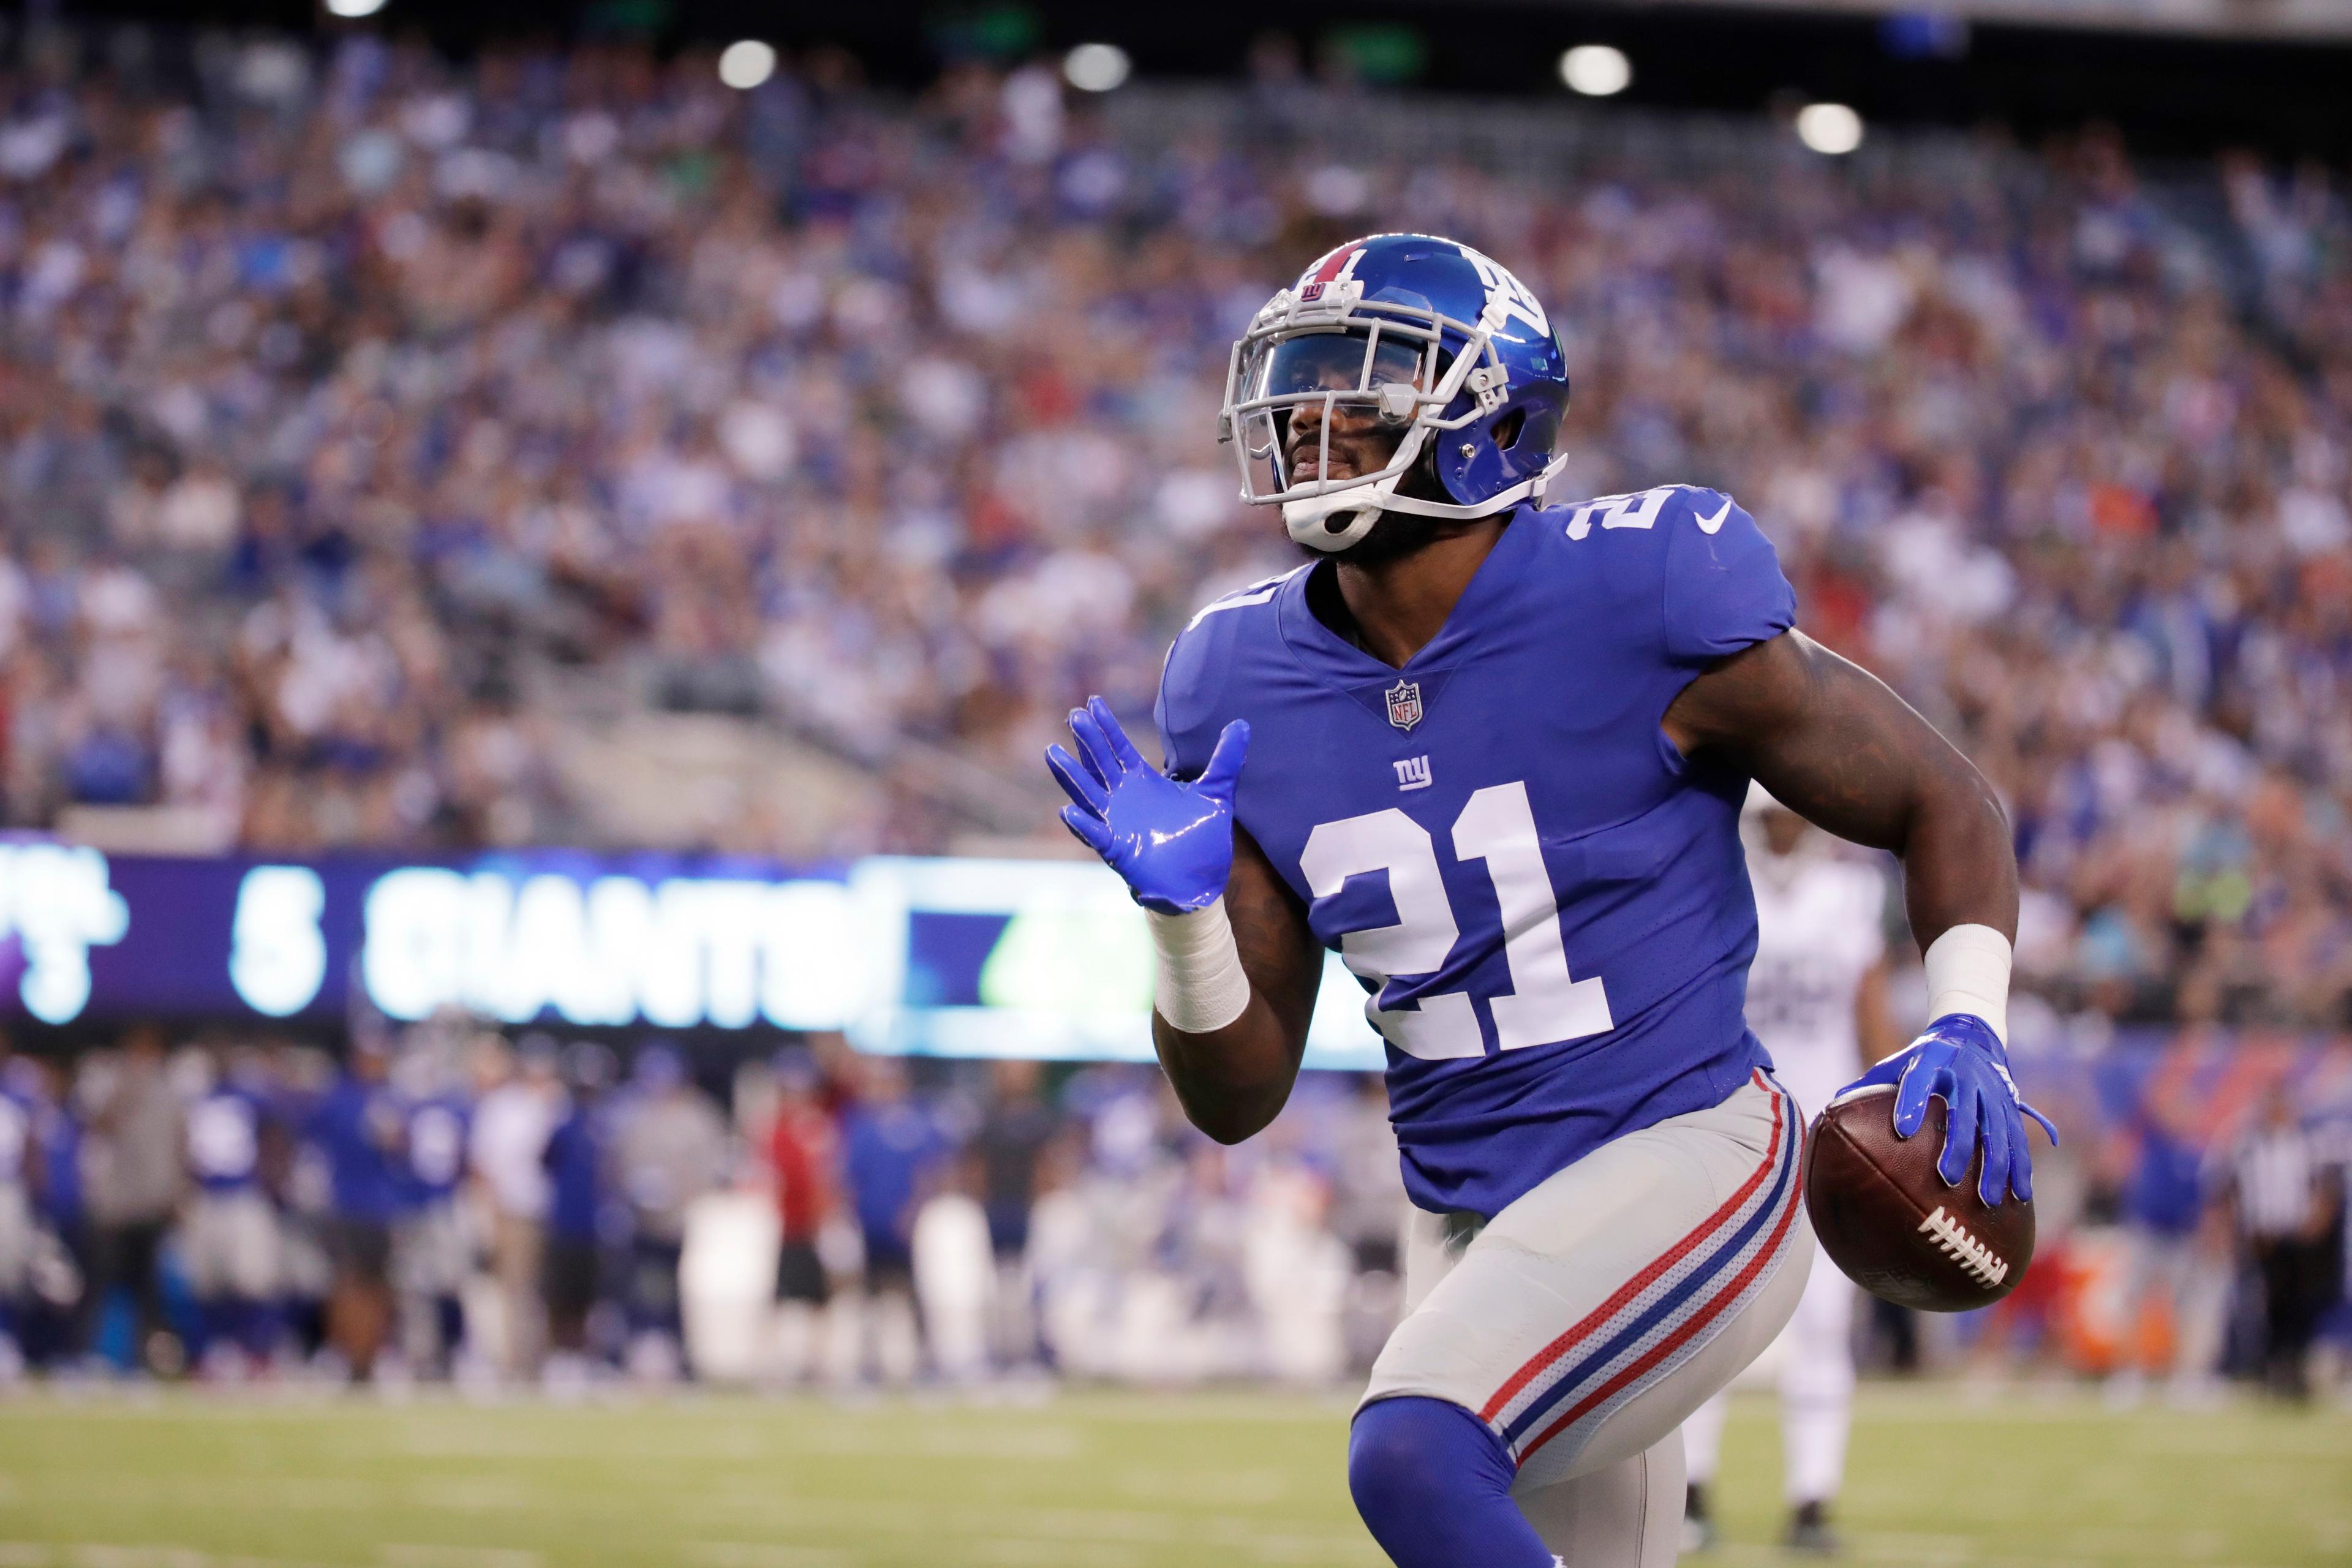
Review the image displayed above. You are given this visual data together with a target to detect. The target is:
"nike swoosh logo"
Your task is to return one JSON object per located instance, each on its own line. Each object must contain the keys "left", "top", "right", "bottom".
{"left": 1695, "top": 498, "right": 1732, "bottom": 533}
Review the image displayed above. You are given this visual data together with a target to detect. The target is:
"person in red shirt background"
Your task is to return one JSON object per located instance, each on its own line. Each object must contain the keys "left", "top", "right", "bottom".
{"left": 766, "top": 1051, "right": 842, "bottom": 1385}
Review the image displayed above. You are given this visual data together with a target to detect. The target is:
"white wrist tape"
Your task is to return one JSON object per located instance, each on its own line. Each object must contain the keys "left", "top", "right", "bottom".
{"left": 1145, "top": 898, "right": 1253, "bottom": 1035}
{"left": 1923, "top": 923, "right": 2013, "bottom": 1049}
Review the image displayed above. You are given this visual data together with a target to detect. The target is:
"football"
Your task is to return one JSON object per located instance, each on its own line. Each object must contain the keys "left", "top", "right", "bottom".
{"left": 1804, "top": 1086, "right": 2037, "bottom": 1313}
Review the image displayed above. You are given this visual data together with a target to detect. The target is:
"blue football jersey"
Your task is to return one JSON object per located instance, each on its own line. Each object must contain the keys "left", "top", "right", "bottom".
{"left": 187, "top": 1088, "right": 268, "bottom": 1194}
{"left": 1156, "top": 485, "right": 1797, "bottom": 1218}
{"left": 402, "top": 1096, "right": 471, "bottom": 1204}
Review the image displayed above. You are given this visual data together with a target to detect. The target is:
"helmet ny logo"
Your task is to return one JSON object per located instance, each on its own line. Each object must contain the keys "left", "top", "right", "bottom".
{"left": 1297, "top": 243, "right": 1366, "bottom": 303}
{"left": 1385, "top": 680, "right": 1423, "bottom": 731}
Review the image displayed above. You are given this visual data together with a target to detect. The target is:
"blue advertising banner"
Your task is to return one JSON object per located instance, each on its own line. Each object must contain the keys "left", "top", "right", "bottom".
{"left": 0, "top": 841, "right": 1387, "bottom": 1070}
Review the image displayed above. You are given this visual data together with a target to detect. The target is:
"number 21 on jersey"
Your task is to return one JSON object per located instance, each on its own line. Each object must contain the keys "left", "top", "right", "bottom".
{"left": 1300, "top": 780, "right": 1613, "bottom": 1061}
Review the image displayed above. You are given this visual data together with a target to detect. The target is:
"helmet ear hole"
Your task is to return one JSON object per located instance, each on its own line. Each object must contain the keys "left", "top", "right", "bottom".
{"left": 1491, "top": 408, "right": 1527, "bottom": 451}
{"left": 1515, "top": 404, "right": 1563, "bottom": 458}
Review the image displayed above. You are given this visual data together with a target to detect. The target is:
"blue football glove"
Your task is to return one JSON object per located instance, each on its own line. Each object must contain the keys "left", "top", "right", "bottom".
{"left": 1839, "top": 1012, "right": 2059, "bottom": 1207}
{"left": 1045, "top": 696, "right": 1249, "bottom": 916}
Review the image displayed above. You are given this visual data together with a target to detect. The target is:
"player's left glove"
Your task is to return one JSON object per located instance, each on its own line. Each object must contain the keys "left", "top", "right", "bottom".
{"left": 1045, "top": 696, "right": 1249, "bottom": 916}
{"left": 1838, "top": 1012, "right": 2059, "bottom": 1207}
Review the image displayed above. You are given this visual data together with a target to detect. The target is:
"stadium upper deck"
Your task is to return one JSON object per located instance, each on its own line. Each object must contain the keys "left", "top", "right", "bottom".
{"left": 0, "top": 29, "right": 2345, "bottom": 1028}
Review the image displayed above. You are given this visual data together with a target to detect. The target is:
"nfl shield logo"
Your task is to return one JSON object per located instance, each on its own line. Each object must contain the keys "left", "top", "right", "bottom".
{"left": 1385, "top": 680, "right": 1423, "bottom": 731}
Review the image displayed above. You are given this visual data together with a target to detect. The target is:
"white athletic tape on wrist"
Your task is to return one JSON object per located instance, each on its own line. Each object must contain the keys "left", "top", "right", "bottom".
{"left": 1923, "top": 922, "right": 2013, "bottom": 1050}
{"left": 1147, "top": 899, "right": 1253, "bottom": 1035}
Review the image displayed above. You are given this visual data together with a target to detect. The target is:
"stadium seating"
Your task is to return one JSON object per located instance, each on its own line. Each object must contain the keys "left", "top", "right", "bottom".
{"left": 0, "top": 32, "right": 2344, "bottom": 1028}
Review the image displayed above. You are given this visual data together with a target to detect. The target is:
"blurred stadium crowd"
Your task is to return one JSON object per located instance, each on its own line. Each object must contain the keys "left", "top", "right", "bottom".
{"left": 0, "top": 1020, "right": 2343, "bottom": 1400}
{"left": 0, "top": 29, "right": 2345, "bottom": 1027}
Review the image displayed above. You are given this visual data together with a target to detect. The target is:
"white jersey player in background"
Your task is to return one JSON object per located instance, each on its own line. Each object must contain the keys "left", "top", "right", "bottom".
{"left": 1681, "top": 785, "right": 1901, "bottom": 1555}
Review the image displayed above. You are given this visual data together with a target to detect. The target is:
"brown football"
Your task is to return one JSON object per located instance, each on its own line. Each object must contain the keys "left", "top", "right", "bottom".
{"left": 1804, "top": 1085, "right": 2036, "bottom": 1313}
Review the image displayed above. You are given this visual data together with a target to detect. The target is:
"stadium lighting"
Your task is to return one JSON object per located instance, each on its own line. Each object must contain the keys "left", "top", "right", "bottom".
{"left": 1795, "top": 101, "right": 1864, "bottom": 154}
{"left": 1558, "top": 45, "right": 1631, "bottom": 98}
{"left": 717, "top": 39, "right": 777, "bottom": 91}
{"left": 324, "top": 0, "right": 387, "bottom": 17}
{"left": 1063, "top": 42, "right": 1132, "bottom": 94}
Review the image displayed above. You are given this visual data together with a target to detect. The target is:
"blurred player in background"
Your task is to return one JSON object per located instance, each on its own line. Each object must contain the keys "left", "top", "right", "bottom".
{"left": 2108, "top": 1083, "right": 2230, "bottom": 1405}
{"left": 183, "top": 1046, "right": 282, "bottom": 1376}
{"left": 541, "top": 1042, "right": 616, "bottom": 1387}
{"left": 974, "top": 1058, "right": 1059, "bottom": 1370}
{"left": 81, "top": 1028, "right": 184, "bottom": 1374}
{"left": 392, "top": 1041, "right": 474, "bottom": 1378}
{"left": 613, "top": 1044, "right": 725, "bottom": 1381}
{"left": 1680, "top": 787, "right": 1898, "bottom": 1554}
{"left": 840, "top": 1055, "right": 948, "bottom": 1386}
{"left": 308, "top": 1036, "right": 404, "bottom": 1381}
{"left": 0, "top": 1050, "right": 31, "bottom": 1378}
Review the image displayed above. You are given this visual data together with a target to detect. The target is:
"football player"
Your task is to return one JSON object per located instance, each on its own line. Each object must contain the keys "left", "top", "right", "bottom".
{"left": 1679, "top": 786, "right": 1901, "bottom": 1555}
{"left": 183, "top": 1047, "right": 285, "bottom": 1373}
{"left": 1047, "top": 234, "right": 2056, "bottom": 1568}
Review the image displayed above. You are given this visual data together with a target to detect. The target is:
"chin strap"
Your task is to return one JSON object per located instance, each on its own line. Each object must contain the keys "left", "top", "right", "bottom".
{"left": 1281, "top": 452, "right": 1570, "bottom": 552}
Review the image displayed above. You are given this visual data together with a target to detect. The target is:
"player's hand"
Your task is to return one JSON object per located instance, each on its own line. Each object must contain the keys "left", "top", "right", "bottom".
{"left": 1045, "top": 696, "right": 1248, "bottom": 916}
{"left": 1838, "top": 1013, "right": 2059, "bottom": 1206}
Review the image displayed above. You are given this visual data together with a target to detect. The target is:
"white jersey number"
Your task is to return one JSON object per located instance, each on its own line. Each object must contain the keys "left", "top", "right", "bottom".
{"left": 1301, "top": 781, "right": 1613, "bottom": 1061}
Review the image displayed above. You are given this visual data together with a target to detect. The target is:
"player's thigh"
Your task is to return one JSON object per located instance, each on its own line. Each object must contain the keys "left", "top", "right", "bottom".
{"left": 1363, "top": 1071, "right": 1809, "bottom": 1493}
{"left": 1398, "top": 1205, "right": 1466, "bottom": 1316}
{"left": 1514, "top": 1430, "right": 1684, "bottom": 1568}
{"left": 1569, "top": 1213, "right": 1810, "bottom": 1477}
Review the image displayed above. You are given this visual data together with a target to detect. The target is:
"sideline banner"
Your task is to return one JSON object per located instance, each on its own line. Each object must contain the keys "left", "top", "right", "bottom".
{"left": 0, "top": 842, "right": 1387, "bottom": 1070}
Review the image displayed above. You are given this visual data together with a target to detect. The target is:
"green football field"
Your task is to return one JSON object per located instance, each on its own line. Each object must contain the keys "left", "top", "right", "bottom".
{"left": 0, "top": 1385, "right": 2344, "bottom": 1567}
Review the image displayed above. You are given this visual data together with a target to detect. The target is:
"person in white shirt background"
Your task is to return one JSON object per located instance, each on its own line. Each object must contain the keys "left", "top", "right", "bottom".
{"left": 1682, "top": 785, "right": 1902, "bottom": 1555}
{"left": 469, "top": 1035, "right": 565, "bottom": 1382}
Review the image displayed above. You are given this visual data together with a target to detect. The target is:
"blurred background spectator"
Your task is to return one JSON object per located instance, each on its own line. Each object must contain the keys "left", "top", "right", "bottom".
{"left": 79, "top": 1026, "right": 182, "bottom": 1372}
{"left": 611, "top": 1041, "right": 723, "bottom": 1379}
{"left": 762, "top": 1048, "right": 840, "bottom": 1385}
{"left": 470, "top": 1033, "right": 561, "bottom": 1379}
{"left": 2224, "top": 1086, "right": 2342, "bottom": 1399}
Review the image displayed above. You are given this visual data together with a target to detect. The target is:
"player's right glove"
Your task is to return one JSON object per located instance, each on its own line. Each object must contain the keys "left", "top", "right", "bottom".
{"left": 1045, "top": 696, "right": 1250, "bottom": 916}
{"left": 1838, "top": 1013, "right": 2059, "bottom": 1207}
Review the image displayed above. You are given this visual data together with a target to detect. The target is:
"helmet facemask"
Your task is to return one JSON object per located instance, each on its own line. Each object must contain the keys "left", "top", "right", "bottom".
{"left": 1219, "top": 277, "right": 1561, "bottom": 552}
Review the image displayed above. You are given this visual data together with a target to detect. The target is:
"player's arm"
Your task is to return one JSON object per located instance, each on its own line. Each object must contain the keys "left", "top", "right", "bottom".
{"left": 1665, "top": 628, "right": 2056, "bottom": 1202}
{"left": 1666, "top": 629, "right": 2013, "bottom": 948}
{"left": 1047, "top": 698, "right": 1321, "bottom": 1145}
{"left": 1148, "top": 826, "right": 1322, "bottom": 1143}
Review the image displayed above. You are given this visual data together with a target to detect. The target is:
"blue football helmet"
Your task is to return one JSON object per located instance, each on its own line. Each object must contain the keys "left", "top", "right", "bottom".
{"left": 1219, "top": 233, "right": 1572, "bottom": 552}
